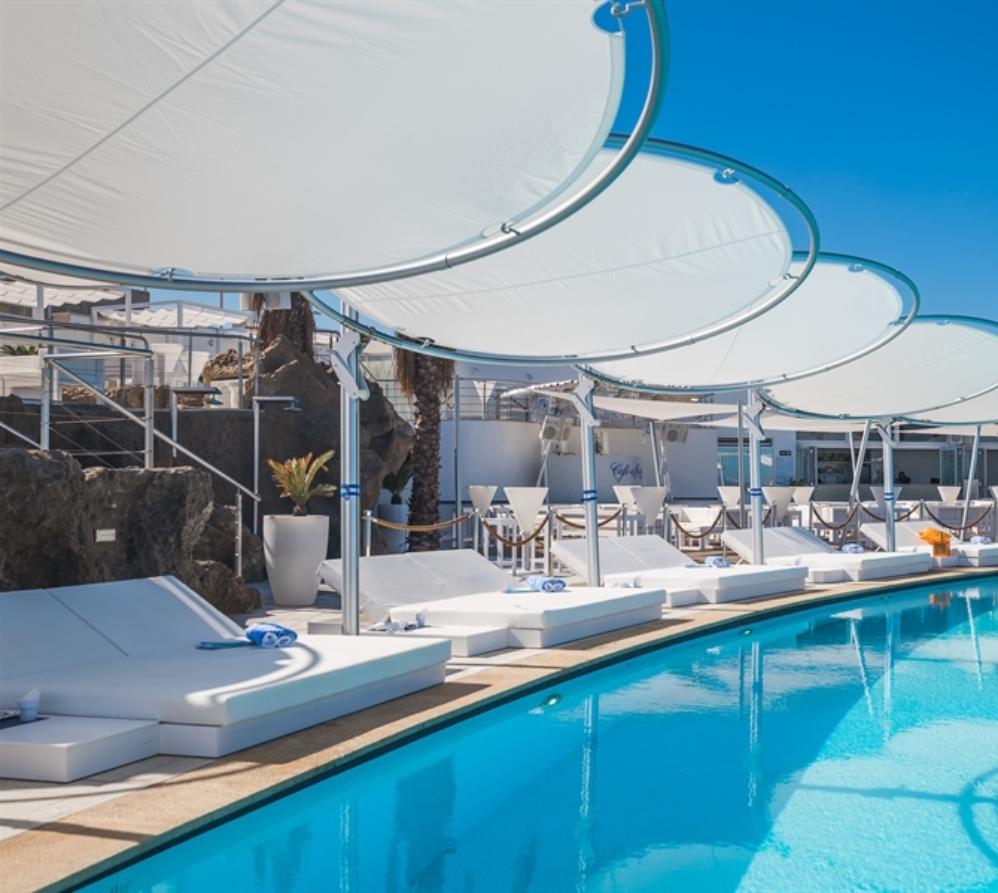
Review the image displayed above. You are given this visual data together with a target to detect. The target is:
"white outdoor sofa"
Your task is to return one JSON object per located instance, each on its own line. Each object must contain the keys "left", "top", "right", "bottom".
{"left": 860, "top": 520, "right": 998, "bottom": 568}
{"left": 319, "top": 550, "right": 666, "bottom": 653}
{"left": 0, "top": 577, "right": 449, "bottom": 779}
{"left": 550, "top": 535, "right": 807, "bottom": 604}
{"left": 722, "top": 527, "right": 932, "bottom": 583}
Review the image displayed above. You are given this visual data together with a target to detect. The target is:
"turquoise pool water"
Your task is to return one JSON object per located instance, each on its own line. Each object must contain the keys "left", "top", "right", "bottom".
{"left": 80, "top": 581, "right": 998, "bottom": 892}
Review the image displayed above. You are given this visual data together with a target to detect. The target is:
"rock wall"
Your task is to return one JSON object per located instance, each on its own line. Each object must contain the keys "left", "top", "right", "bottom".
{"left": 0, "top": 448, "right": 260, "bottom": 613}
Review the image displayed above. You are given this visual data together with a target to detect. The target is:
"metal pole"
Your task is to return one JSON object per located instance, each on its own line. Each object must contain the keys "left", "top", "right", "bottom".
{"left": 545, "top": 506, "right": 554, "bottom": 576}
{"left": 579, "top": 375, "right": 601, "bottom": 587}
{"left": 649, "top": 421, "right": 662, "bottom": 487}
{"left": 880, "top": 422, "right": 896, "bottom": 552}
{"left": 849, "top": 420, "right": 872, "bottom": 507}
{"left": 170, "top": 392, "right": 178, "bottom": 460}
{"left": 960, "top": 425, "right": 982, "bottom": 540}
{"left": 363, "top": 510, "right": 373, "bottom": 557}
{"left": 472, "top": 508, "right": 481, "bottom": 553}
{"left": 252, "top": 399, "right": 260, "bottom": 535}
{"left": 187, "top": 333, "right": 194, "bottom": 387}
{"left": 234, "top": 492, "right": 243, "bottom": 579}
{"left": 144, "top": 356, "right": 154, "bottom": 468}
{"left": 34, "top": 284, "right": 44, "bottom": 321}
{"left": 737, "top": 400, "right": 745, "bottom": 527}
{"left": 340, "top": 312, "right": 362, "bottom": 635}
{"left": 453, "top": 372, "right": 461, "bottom": 548}
{"left": 236, "top": 339, "right": 245, "bottom": 410}
{"left": 748, "top": 397, "right": 764, "bottom": 565}
{"left": 40, "top": 360, "right": 52, "bottom": 449}
{"left": 252, "top": 340, "right": 260, "bottom": 401}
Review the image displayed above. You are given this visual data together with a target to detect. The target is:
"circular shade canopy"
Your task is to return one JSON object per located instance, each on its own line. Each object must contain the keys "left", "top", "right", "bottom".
{"left": 903, "top": 386, "right": 998, "bottom": 426}
{"left": 319, "top": 139, "right": 815, "bottom": 363}
{"left": 584, "top": 253, "right": 917, "bottom": 392}
{"left": 0, "top": 272, "right": 124, "bottom": 309}
{"left": 0, "top": 0, "right": 663, "bottom": 287}
{"left": 759, "top": 317, "right": 998, "bottom": 421}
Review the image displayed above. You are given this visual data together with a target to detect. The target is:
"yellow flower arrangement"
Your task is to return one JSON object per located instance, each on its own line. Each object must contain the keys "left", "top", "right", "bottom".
{"left": 918, "top": 527, "right": 951, "bottom": 557}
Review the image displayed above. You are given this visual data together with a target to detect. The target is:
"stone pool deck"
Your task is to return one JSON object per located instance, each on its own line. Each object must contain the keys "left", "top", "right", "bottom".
{"left": 2, "top": 566, "right": 995, "bottom": 892}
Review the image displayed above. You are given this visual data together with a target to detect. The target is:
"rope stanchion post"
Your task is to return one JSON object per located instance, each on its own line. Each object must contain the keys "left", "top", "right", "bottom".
{"left": 545, "top": 506, "right": 555, "bottom": 576}
{"left": 235, "top": 492, "right": 243, "bottom": 579}
{"left": 472, "top": 508, "right": 481, "bottom": 554}
{"left": 363, "top": 510, "right": 372, "bottom": 558}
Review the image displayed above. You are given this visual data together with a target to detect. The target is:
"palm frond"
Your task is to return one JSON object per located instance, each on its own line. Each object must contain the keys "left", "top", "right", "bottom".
{"left": 267, "top": 449, "right": 336, "bottom": 515}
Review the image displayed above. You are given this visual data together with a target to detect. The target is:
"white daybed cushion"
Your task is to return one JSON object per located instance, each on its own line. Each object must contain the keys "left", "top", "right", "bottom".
{"left": 320, "top": 551, "right": 516, "bottom": 620}
{"left": 48, "top": 576, "right": 245, "bottom": 656}
{"left": 0, "top": 589, "right": 126, "bottom": 677}
{"left": 721, "top": 527, "right": 837, "bottom": 562}
{"left": 0, "top": 634, "right": 450, "bottom": 726}
{"left": 861, "top": 521, "right": 998, "bottom": 568}
{"left": 766, "top": 551, "right": 932, "bottom": 581}
{"left": 551, "top": 535, "right": 690, "bottom": 578}
{"left": 389, "top": 587, "right": 665, "bottom": 630}
{"left": 602, "top": 564, "right": 807, "bottom": 602}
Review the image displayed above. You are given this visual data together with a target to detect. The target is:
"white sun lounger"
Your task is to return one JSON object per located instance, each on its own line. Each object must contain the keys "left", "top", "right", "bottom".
{"left": 860, "top": 520, "right": 998, "bottom": 568}
{"left": 550, "top": 535, "right": 807, "bottom": 604}
{"left": 319, "top": 551, "right": 666, "bottom": 652}
{"left": 722, "top": 527, "right": 932, "bottom": 583}
{"left": 0, "top": 577, "right": 450, "bottom": 773}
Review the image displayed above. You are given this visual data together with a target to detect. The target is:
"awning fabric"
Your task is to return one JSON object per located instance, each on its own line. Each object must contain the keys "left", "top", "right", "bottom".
{"left": 97, "top": 304, "right": 252, "bottom": 329}
{"left": 907, "top": 424, "right": 998, "bottom": 437}
{"left": 759, "top": 317, "right": 998, "bottom": 420}
{"left": 331, "top": 142, "right": 799, "bottom": 362}
{"left": 591, "top": 394, "right": 734, "bottom": 422}
{"left": 902, "top": 386, "right": 998, "bottom": 426}
{"left": 585, "top": 255, "right": 912, "bottom": 391}
{"left": 0, "top": 0, "right": 638, "bottom": 280}
{"left": 0, "top": 275, "right": 124, "bottom": 309}
{"left": 701, "top": 413, "right": 870, "bottom": 433}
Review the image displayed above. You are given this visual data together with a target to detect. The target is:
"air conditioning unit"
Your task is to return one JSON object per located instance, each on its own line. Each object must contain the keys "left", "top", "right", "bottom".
{"left": 539, "top": 415, "right": 573, "bottom": 455}
{"left": 663, "top": 422, "right": 689, "bottom": 444}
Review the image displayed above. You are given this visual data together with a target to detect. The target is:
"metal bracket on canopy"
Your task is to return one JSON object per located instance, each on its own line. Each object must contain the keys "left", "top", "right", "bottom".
{"left": 743, "top": 401, "right": 766, "bottom": 441}
{"left": 330, "top": 328, "right": 370, "bottom": 401}
{"left": 611, "top": 1, "right": 647, "bottom": 16}
{"left": 571, "top": 378, "right": 601, "bottom": 428}
{"left": 873, "top": 420, "right": 897, "bottom": 449}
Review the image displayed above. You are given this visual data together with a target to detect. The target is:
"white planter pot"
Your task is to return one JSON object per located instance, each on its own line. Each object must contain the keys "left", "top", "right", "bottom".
{"left": 263, "top": 514, "right": 329, "bottom": 606}
{"left": 377, "top": 503, "right": 408, "bottom": 554}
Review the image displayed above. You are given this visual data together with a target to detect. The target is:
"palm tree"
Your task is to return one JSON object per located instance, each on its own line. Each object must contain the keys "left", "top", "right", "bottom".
{"left": 251, "top": 291, "right": 316, "bottom": 358}
{"left": 394, "top": 347, "right": 454, "bottom": 551}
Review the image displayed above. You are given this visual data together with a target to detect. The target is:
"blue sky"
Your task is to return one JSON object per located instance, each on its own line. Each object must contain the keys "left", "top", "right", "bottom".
{"left": 618, "top": 0, "right": 998, "bottom": 318}
{"left": 163, "top": 1, "right": 996, "bottom": 322}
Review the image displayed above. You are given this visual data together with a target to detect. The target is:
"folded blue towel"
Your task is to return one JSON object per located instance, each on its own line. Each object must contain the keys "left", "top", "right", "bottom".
{"left": 526, "top": 575, "right": 567, "bottom": 593}
{"left": 841, "top": 543, "right": 865, "bottom": 554}
{"left": 196, "top": 639, "right": 254, "bottom": 650}
{"left": 246, "top": 623, "right": 298, "bottom": 648}
{"left": 705, "top": 556, "right": 730, "bottom": 568}
{"left": 970, "top": 535, "right": 993, "bottom": 544}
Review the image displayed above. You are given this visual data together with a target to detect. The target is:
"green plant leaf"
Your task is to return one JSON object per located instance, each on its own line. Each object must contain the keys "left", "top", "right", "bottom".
{"left": 267, "top": 449, "right": 336, "bottom": 515}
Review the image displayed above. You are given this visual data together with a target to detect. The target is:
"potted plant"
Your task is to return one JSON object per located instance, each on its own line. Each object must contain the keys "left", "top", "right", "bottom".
{"left": 378, "top": 457, "right": 412, "bottom": 554}
{"left": 263, "top": 450, "right": 336, "bottom": 606}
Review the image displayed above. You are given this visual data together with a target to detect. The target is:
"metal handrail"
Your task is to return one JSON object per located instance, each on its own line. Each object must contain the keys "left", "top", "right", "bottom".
{"left": 0, "top": 328, "right": 152, "bottom": 356}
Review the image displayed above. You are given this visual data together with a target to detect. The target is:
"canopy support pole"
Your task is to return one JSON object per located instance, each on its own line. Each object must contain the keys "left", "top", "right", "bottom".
{"left": 848, "top": 420, "right": 872, "bottom": 508}
{"left": 737, "top": 400, "right": 745, "bottom": 526}
{"left": 747, "top": 394, "right": 765, "bottom": 565}
{"left": 875, "top": 421, "right": 897, "bottom": 552}
{"left": 649, "top": 421, "right": 662, "bottom": 487}
{"left": 960, "top": 425, "right": 982, "bottom": 540}
{"left": 335, "top": 324, "right": 370, "bottom": 636}
{"left": 575, "top": 375, "right": 601, "bottom": 586}
{"left": 453, "top": 372, "right": 461, "bottom": 548}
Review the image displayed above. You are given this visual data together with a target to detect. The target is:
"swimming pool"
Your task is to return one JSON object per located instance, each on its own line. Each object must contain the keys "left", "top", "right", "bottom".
{"left": 80, "top": 580, "right": 998, "bottom": 892}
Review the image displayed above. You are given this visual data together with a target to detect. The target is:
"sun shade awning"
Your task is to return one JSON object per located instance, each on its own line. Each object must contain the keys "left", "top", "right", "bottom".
{"left": 901, "top": 385, "right": 998, "bottom": 426}
{"left": 323, "top": 139, "right": 813, "bottom": 363}
{"left": 590, "top": 395, "right": 735, "bottom": 422}
{"left": 584, "top": 254, "right": 915, "bottom": 391}
{"left": 699, "top": 413, "right": 871, "bottom": 433}
{"left": 96, "top": 303, "right": 253, "bottom": 329}
{"left": 0, "top": 0, "right": 660, "bottom": 285}
{"left": 759, "top": 317, "right": 998, "bottom": 421}
{"left": 0, "top": 274, "right": 124, "bottom": 309}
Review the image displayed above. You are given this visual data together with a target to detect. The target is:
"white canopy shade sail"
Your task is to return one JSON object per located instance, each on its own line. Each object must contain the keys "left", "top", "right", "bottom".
{"left": 97, "top": 303, "right": 253, "bottom": 330}
{"left": 0, "top": 274, "right": 125, "bottom": 309}
{"left": 701, "top": 413, "right": 870, "bottom": 433}
{"left": 759, "top": 317, "right": 998, "bottom": 421}
{"left": 0, "top": 0, "right": 664, "bottom": 288}
{"left": 906, "top": 424, "right": 998, "bottom": 437}
{"left": 584, "top": 253, "right": 916, "bottom": 392}
{"left": 591, "top": 394, "right": 734, "bottom": 422}
{"left": 321, "top": 139, "right": 816, "bottom": 363}
{"left": 901, "top": 384, "right": 998, "bottom": 426}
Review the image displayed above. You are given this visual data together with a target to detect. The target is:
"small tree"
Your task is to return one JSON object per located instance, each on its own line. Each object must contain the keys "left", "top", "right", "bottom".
{"left": 267, "top": 450, "right": 336, "bottom": 516}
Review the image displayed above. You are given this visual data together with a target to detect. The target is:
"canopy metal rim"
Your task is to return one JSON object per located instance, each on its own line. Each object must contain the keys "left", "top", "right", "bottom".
{"left": 577, "top": 250, "right": 920, "bottom": 393}
{"left": 0, "top": 0, "right": 669, "bottom": 295}
{"left": 308, "top": 136, "right": 821, "bottom": 366}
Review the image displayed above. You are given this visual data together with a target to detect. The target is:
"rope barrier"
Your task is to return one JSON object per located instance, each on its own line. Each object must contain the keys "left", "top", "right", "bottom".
{"left": 922, "top": 504, "right": 993, "bottom": 532}
{"left": 481, "top": 514, "right": 550, "bottom": 548}
{"left": 810, "top": 502, "right": 859, "bottom": 530}
{"left": 554, "top": 507, "right": 623, "bottom": 530}
{"left": 858, "top": 502, "right": 919, "bottom": 523}
{"left": 668, "top": 508, "right": 725, "bottom": 540}
{"left": 723, "top": 506, "right": 773, "bottom": 530}
{"left": 372, "top": 513, "right": 472, "bottom": 533}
